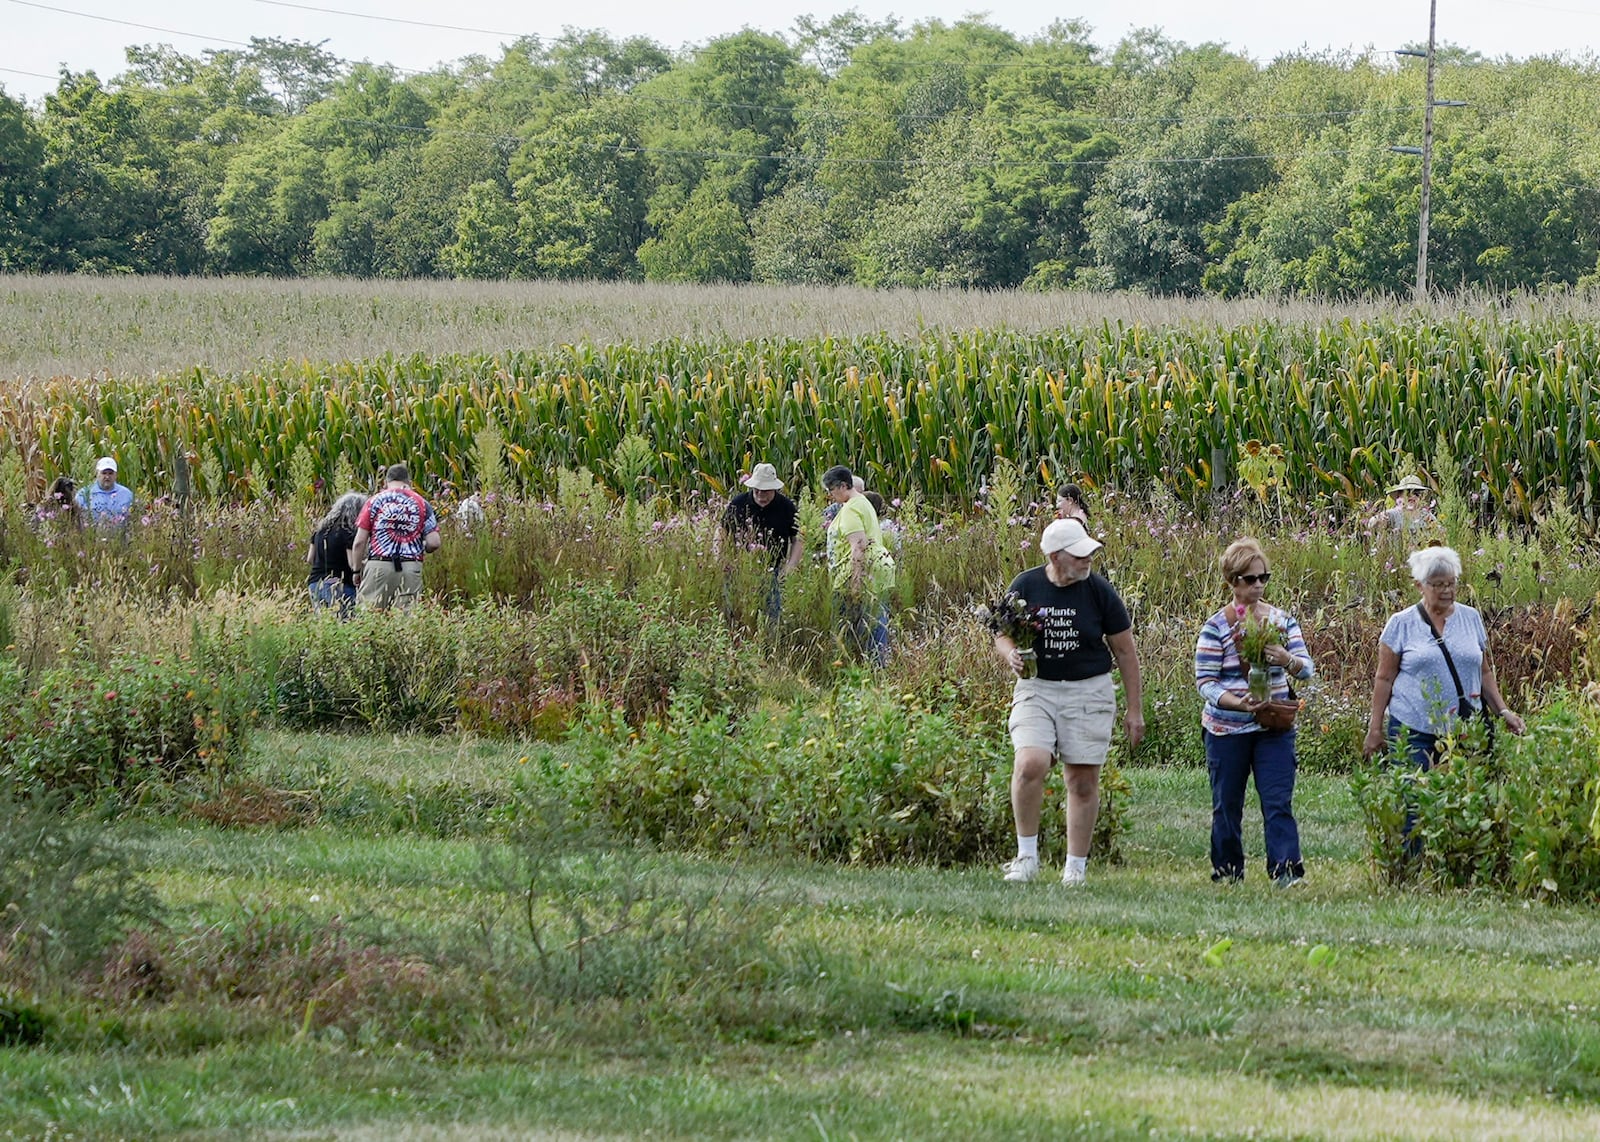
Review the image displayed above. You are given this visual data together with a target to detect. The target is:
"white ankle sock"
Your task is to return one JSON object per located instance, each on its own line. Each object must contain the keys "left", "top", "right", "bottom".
{"left": 1065, "top": 855, "right": 1088, "bottom": 875}
{"left": 1016, "top": 834, "right": 1039, "bottom": 860}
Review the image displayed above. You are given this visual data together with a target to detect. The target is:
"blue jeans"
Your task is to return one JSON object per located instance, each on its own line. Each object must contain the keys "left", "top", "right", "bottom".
{"left": 1386, "top": 716, "right": 1442, "bottom": 857}
{"left": 309, "top": 578, "right": 356, "bottom": 618}
{"left": 1386, "top": 715, "right": 1442, "bottom": 772}
{"left": 837, "top": 595, "right": 889, "bottom": 668}
{"left": 1204, "top": 727, "right": 1303, "bottom": 881}
{"left": 764, "top": 572, "right": 783, "bottom": 625}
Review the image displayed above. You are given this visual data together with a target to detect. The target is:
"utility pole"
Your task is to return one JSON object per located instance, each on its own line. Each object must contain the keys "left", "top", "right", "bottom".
{"left": 1417, "top": 0, "right": 1437, "bottom": 303}
{"left": 1392, "top": 2, "right": 1466, "bottom": 302}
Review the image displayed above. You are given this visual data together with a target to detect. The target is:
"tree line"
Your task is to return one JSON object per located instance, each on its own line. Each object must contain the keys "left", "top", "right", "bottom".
{"left": 5, "top": 16, "right": 1600, "bottom": 295}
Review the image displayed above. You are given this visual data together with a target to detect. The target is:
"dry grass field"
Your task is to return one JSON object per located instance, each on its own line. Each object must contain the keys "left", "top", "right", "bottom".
{"left": 4, "top": 274, "right": 1577, "bottom": 380}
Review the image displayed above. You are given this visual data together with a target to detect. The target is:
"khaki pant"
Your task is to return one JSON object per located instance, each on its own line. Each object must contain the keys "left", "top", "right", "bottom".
{"left": 356, "top": 560, "right": 423, "bottom": 611}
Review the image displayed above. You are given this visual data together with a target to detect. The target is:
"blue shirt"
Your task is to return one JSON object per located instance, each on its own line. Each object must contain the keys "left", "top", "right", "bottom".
{"left": 1380, "top": 603, "right": 1488, "bottom": 735}
{"left": 76, "top": 481, "right": 134, "bottom": 527}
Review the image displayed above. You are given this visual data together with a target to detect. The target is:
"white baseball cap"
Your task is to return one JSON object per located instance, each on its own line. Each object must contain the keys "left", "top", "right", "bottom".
{"left": 96, "top": 456, "right": 118, "bottom": 474}
{"left": 1040, "top": 518, "right": 1102, "bottom": 558}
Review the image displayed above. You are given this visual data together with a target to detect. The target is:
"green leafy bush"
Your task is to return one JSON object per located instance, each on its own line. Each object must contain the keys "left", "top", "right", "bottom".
{"left": 259, "top": 585, "right": 759, "bottom": 736}
{"left": 1350, "top": 695, "right": 1600, "bottom": 898}
{"left": 540, "top": 677, "right": 1130, "bottom": 866}
{"left": 0, "top": 655, "right": 250, "bottom": 794}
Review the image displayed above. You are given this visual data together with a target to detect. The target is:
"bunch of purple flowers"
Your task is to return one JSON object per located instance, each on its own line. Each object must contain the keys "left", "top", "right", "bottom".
{"left": 974, "top": 590, "right": 1040, "bottom": 643}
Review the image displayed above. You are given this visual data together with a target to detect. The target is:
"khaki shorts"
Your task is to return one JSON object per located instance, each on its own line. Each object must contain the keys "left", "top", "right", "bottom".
{"left": 1008, "top": 673, "right": 1117, "bottom": 767}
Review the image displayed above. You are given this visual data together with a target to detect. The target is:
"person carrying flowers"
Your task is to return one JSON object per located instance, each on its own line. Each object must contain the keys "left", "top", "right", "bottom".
{"left": 1194, "top": 537, "right": 1315, "bottom": 887}
{"left": 993, "top": 518, "right": 1143, "bottom": 887}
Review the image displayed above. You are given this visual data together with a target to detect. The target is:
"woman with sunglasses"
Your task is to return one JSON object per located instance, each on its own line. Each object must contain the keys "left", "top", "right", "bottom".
{"left": 1194, "top": 538, "right": 1315, "bottom": 886}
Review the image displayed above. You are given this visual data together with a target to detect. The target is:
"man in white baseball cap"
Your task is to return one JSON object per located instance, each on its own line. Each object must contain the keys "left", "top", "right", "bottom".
{"left": 991, "top": 516, "right": 1142, "bottom": 886}
{"left": 718, "top": 462, "right": 803, "bottom": 624}
{"left": 76, "top": 456, "right": 135, "bottom": 529}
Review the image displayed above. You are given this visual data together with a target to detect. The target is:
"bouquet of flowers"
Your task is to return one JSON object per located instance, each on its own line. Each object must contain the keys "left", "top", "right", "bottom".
{"left": 1231, "top": 604, "right": 1284, "bottom": 701}
{"left": 976, "top": 590, "right": 1045, "bottom": 677}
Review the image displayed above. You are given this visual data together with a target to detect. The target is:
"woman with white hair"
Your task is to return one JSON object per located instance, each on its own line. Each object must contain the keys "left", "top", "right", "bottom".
{"left": 1363, "top": 545, "right": 1525, "bottom": 773}
{"left": 306, "top": 491, "right": 367, "bottom": 617}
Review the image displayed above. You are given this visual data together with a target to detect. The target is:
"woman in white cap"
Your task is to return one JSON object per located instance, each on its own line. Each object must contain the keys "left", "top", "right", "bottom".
{"left": 1365, "top": 474, "right": 1437, "bottom": 535}
{"left": 992, "top": 518, "right": 1144, "bottom": 885}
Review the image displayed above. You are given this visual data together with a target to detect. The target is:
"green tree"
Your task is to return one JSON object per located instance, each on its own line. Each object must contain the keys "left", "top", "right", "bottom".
{"left": 1081, "top": 37, "right": 1272, "bottom": 293}
{"left": 638, "top": 178, "right": 751, "bottom": 281}
{"left": 0, "top": 91, "right": 49, "bottom": 268}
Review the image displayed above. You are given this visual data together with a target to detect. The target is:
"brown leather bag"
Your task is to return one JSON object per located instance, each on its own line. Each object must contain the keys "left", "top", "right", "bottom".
{"left": 1254, "top": 698, "right": 1300, "bottom": 732}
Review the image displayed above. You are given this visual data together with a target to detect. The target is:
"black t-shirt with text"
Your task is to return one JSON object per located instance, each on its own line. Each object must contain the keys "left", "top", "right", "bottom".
{"left": 1005, "top": 566, "right": 1131, "bottom": 681}
{"left": 721, "top": 492, "right": 799, "bottom": 569}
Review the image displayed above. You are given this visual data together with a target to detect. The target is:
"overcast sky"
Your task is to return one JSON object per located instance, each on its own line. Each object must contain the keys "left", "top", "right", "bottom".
{"left": 3, "top": 0, "right": 1597, "bottom": 104}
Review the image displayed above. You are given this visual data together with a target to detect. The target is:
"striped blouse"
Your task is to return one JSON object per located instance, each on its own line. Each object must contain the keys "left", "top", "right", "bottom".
{"left": 1194, "top": 604, "right": 1315, "bottom": 736}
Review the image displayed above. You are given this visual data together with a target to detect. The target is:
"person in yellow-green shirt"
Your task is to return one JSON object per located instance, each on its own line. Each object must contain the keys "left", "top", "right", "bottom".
{"left": 823, "top": 465, "right": 893, "bottom": 666}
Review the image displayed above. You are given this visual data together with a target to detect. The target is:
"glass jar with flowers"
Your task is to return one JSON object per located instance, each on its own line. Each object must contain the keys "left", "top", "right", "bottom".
{"left": 977, "top": 590, "right": 1045, "bottom": 678}
{"left": 1233, "top": 605, "right": 1284, "bottom": 703}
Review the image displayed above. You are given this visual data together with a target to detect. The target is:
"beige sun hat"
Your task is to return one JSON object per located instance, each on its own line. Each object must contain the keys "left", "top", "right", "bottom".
{"left": 1387, "top": 474, "right": 1429, "bottom": 494}
{"left": 741, "top": 463, "right": 784, "bottom": 491}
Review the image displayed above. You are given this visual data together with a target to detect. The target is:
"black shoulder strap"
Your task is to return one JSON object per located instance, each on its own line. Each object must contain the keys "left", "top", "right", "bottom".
{"left": 1416, "top": 601, "right": 1468, "bottom": 704}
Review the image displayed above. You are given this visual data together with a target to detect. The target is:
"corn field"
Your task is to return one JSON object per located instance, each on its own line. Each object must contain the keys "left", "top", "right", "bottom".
{"left": 4, "top": 315, "right": 1600, "bottom": 510}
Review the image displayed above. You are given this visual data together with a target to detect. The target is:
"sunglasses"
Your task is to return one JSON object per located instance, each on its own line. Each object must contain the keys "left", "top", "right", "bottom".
{"left": 1236, "top": 572, "right": 1272, "bottom": 585}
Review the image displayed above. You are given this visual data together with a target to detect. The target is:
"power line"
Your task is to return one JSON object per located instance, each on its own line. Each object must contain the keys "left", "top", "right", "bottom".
{"left": 2, "top": 0, "right": 436, "bottom": 77}
{"left": 628, "top": 89, "right": 1442, "bottom": 128}
{"left": 250, "top": 0, "right": 524, "bottom": 39}
{"left": 5, "top": 0, "right": 253, "bottom": 49}
{"left": 1, "top": 64, "right": 61, "bottom": 80}
{"left": 1488, "top": 0, "right": 1600, "bottom": 17}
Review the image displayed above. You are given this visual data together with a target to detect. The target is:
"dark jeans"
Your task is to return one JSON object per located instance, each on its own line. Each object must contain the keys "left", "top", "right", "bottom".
{"left": 1204, "top": 727, "right": 1303, "bottom": 881}
{"left": 837, "top": 594, "right": 889, "bottom": 667}
{"left": 309, "top": 579, "right": 356, "bottom": 618}
{"left": 1387, "top": 715, "right": 1442, "bottom": 772}
{"left": 722, "top": 569, "right": 784, "bottom": 626}
{"left": 1386, "top": 716, "right": 1443, "bottom": 858}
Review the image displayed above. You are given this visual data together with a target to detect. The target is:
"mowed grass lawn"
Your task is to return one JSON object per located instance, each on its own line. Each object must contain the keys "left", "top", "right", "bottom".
{"left": 7, "top": 733, "right": 1600, "bottom": 1140}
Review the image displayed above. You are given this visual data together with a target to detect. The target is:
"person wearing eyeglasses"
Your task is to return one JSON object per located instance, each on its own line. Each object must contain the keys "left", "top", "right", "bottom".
{"left": 822, "top": 465, "right": 893, "bottom": 666}
{"left": 1362, "top": 545, "right": 1525, "bottom": 786}
{"left": 995, "top": 518, "right": 1144, "bottom": 887}
{"left": 1194, "top": 537, "right": 1315, "bottom": 887}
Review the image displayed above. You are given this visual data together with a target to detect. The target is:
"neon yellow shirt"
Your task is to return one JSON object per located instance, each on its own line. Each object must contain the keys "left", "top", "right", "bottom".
{"left": 828, "top": 495, "right": 895, "bottom": 597}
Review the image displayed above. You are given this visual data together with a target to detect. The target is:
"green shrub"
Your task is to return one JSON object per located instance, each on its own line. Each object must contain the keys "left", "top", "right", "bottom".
{"left": 267, "top": 607, "right": 463, "bottom": 733}
{"left": 249, "top": 585, "right": 759, "bottom": 737}
{"left": 0, "top": 655, "right": 250, "bottom": 795}
{"left": 1349, "top": 695, "right": 1600, "bottom": 898}
{"left": 550, "top": 677, "right": 1130, "bottom": 866}
{"left": 0, "top": 994, "right": 50, "bottom": 1047}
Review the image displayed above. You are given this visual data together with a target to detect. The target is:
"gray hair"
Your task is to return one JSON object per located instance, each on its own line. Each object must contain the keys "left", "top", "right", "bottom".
{"left": 314, "top": 491, "right": 367, "bottom": 535}
{"left": 1408, "top": 545, "right": 1462, "bottom": 584}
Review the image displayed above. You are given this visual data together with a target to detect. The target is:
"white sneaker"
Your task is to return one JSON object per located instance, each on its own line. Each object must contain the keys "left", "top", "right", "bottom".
{"left": 1060, "top": 863, "right": 1087, "bottom": 887}
{"left": 1002, "top": 855, "right": 1040, "bottom": 883}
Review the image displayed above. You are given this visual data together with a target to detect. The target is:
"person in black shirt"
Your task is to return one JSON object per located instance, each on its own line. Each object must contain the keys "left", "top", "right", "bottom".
{"left": 306, "top": 492, "right": 366, "bottom": 617}
{"left": 718, "top": 462, "right": 804, "bottom": 623}
{"left": 991, "top": 518, "right": 1144, "bottom": 887}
